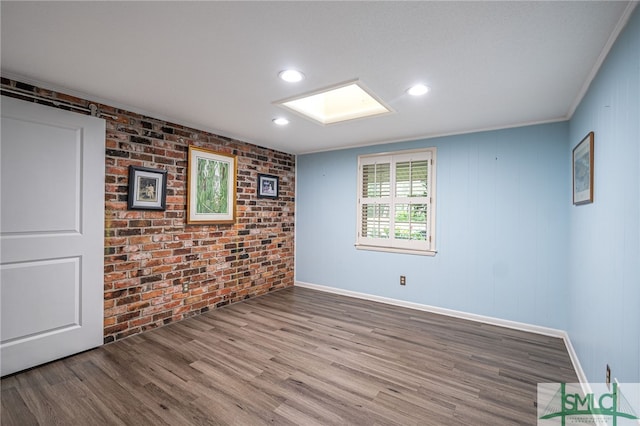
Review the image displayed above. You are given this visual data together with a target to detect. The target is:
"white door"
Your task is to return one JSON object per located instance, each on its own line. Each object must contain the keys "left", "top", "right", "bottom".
{"left": 1, "top": 96, "right": 105, "bottom": 376}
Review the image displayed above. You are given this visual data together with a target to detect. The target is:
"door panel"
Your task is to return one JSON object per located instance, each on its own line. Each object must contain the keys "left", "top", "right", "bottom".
{"left": 1, "top": 257, "right": 80, "bottom": 342}
{"left": 1, "top": 96, "right": 105, "bottom": 376}
{"left": 1, "top": 117, "right": 81, "bottom": 234}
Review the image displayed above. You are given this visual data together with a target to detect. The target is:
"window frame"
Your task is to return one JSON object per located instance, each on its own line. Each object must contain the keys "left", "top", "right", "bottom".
{"left": 356, "top": 147, "right": 437, "bottom": 256}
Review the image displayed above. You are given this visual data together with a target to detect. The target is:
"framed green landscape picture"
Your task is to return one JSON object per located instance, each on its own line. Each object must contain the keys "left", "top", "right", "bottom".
{"left": 187, "top": 146, "right": 237, "bottom": 224}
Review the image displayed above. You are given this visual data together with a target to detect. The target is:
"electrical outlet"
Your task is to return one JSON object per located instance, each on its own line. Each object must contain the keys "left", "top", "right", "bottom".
{"left": 182, "top": 283, "right": 189, "bottom": 293}
{"left": 400, "top": 275, "right": 406, "bottom": 286}
{"left": 606, "top": 364, "right": 611, "bottom": 389}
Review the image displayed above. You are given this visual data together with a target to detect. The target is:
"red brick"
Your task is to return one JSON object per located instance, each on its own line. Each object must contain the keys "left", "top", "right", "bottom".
{"left": 141, "top": 289, "right": 164, "bottom": 300}
{"left": 130, "top": 316, "right": 153, "bottom": 327}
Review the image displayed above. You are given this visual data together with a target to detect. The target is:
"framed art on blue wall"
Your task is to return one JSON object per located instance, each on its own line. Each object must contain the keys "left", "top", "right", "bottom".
{"left": 572, "top": 131, "right": 594, "bottom": 205}
{"left": 128, "top": 165, "right": 167, "bottom": 210}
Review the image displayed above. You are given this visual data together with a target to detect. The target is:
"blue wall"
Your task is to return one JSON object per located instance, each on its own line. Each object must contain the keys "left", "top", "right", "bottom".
{"left": 296, "top": 122, "right": 570, "bottom": 330}
{"left": 296, "top": 5, "right": 639, "bottom": 384}
{"left": 568, "top": 5, "right": 639, "bottom": 383}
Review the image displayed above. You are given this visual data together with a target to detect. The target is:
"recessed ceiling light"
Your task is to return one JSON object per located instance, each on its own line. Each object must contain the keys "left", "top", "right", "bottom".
{"left": 279, "top": 70, "right": 305, "bottom": 83}
{"left": 275, "top": 80, "right": 392, "bottom": 125}
{"left": 272, "top": 117, "right": 289, "bottom": 126}
{"left": 407, "top": 84, "right": 430, "bottom": 96}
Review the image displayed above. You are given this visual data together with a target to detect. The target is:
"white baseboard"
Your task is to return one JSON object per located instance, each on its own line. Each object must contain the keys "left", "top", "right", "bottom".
{"left": 561, "top": 330, "right": 590, "bottom": 389}
{"left": 294, "top": 280, "right": 587, "bottom": 386}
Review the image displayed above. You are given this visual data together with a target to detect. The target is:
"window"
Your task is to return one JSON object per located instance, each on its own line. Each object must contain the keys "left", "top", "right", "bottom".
{"left": 356, "top": 148, "right": 436, "bottom": 255}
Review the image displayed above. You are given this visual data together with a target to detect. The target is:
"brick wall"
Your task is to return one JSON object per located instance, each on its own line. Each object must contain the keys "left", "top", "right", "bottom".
{"left": 1, "top": 78, "right": 295, "bottom": 343}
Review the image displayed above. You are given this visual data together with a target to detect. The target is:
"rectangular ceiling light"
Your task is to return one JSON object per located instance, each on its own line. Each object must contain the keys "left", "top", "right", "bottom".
{"left": 276, "top": 81, "right": 392, "bottom": 125}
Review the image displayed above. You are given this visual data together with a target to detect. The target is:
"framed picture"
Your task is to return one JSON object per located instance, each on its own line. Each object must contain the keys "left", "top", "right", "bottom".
{"left": 128, "top": 166, "right": 167, "bottom": 210}
{"left": 257, "top": 174, "right": 279, "bottom": 199}
{"left": 187, "top": 146, "right": 237, "bottom": 224}
{"left": 573, "top": 131, "right": 594, "bottom": 205}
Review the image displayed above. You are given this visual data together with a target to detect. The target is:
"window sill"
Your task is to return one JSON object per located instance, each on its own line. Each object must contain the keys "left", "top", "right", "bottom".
{"left": 354, "top": 244, "right": 437, "bottom": 257}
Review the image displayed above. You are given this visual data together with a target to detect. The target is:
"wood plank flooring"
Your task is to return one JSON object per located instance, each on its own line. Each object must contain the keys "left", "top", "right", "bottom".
{"left": 1, "top": 286, "right": 578, "bottom": 425}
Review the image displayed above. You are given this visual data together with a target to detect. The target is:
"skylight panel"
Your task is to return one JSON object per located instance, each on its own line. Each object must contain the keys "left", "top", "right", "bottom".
{"left": 276, "top": 81, "right": 392, "bottom": 125}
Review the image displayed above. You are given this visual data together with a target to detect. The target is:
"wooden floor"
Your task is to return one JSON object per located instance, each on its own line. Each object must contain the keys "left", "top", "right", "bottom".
{"left": 1, "top": 286, "right": 577, "bottom": 425}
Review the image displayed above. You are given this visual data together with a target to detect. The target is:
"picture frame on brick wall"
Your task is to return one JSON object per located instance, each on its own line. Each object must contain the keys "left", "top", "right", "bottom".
{"left": 127, "top": 166, "right": 167, "bottom": 210}
{"left": 187, "top": 146, "right": 237, "bottom": 224}
{"left": 257, "top": 174, "right": 279, "bottom": 199}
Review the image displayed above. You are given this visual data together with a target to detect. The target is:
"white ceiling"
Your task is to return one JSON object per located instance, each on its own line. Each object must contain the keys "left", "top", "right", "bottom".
{"left": 1, "top": 1, "right": 636, "bottom": 154}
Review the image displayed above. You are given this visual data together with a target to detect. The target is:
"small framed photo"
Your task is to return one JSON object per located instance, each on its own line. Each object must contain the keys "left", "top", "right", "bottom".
{"left": 257, "top": 174, "right": 279, "bottom": 199}
{"left": 128, "top": 166, "right": 167, "bottom": 210}
{"left": 187, "top": 146, "right": 237, "bottom": 224}
{"left": 573, "top": 131, "right": 594, "bottom": 205}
